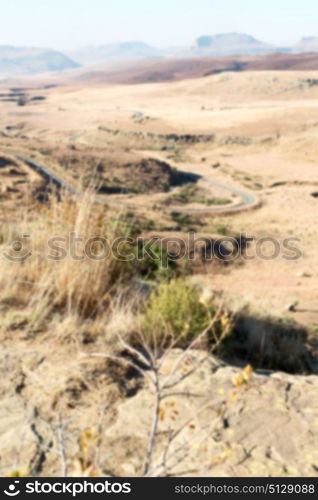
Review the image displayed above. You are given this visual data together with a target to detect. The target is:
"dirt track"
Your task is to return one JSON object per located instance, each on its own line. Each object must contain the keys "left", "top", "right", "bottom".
{"left": 13, "top": 153, "right": 260, "bottom": 216}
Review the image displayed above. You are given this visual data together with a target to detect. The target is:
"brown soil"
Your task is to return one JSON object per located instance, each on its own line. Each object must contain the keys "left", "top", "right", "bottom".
{"left": 38, "top": 145, "right": 193, "bottom": 194}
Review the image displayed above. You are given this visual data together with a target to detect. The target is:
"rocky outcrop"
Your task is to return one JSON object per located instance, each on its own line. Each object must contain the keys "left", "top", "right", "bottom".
{"left": 0, "top": 339, "right": 317, "bottom": 477}
{"left": 101, "top": 352, "right": 318, "bottom": 476}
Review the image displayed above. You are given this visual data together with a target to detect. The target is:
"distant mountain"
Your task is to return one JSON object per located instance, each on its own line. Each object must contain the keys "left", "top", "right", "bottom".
{"left": 67, "top": 34, "right": 277, "bottom": 66}
{"left": 0, "top": 46, "right": 80, "bottom": 75}
{"left": 294, "top": 37, "right": 318, "bottom": 52}
{"left": 2, "top": 34, "right": 318, "bottom": 77}
{"left": 191, "top": 33, "right": 274, "bottom": 56}
{"left": 67, "top": 41, "right": 163, "bottom": 65}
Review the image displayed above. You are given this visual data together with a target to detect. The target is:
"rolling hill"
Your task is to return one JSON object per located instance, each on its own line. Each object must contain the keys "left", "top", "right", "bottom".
{"left": 66, "top": 41, "right": 163, "bottom": 65}
{"left": 191, "top": 33, "right": 274, "bottom": 56}
{"left": 0, "top": 46, "right": 80, "bottom": 76}
{"left": 65, "top": 52, "right": 318, "bottom": 86}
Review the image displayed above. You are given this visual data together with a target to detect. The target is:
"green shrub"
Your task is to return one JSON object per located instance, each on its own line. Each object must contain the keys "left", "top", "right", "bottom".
{"left": 203, "top": 197, "right": 231, "bottom": 206}
{"left": 134, "top": 242, "right": 179, "bottom": 280}
{"left": 216, "top": 224, "right": 229, "bottom": 236}
{"left": 171, "top": 212, "right": 203, "bottom": 230}
{"left": 169, "top": 184, "right": 230, "bottom": 207}
{"left": 173, "top": 184, "right": 200, "bottom": 203}
{"left": 143, "top": 279, "right": 215, "bottom": 346}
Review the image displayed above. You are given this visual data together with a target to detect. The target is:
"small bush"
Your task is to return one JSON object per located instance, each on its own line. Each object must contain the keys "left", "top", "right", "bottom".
{"left": 168, "top": 184, "right": 230, "bottom": 207}
{"left": 202, "top": 197, "right": 231, "bottom": 206}
{"left": 171, "top": 212, "right": 203, "bottom": 230}
{"left": 134, "top": 242, "right": 179, "bottom": 280}
{"left": 216, "top": 224, "right": 229, "bottom": 236}
{"left": 173, "top": 184, "right": 200, "bottom": 203}
{"left": 143, "top": 279, "right": 225, "bottom": 347}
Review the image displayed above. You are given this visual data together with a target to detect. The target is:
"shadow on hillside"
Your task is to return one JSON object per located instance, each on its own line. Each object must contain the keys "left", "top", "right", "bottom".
{"left": 220, "top": 313, "right": 316, "bottom": 375}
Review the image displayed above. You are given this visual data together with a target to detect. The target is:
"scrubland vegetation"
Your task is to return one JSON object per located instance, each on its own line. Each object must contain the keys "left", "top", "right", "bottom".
{"left": 1, "top": 67, "right": 318, "bottom": 477}
{"left": 0, "top": 189, "right": 230, "bottom": 347}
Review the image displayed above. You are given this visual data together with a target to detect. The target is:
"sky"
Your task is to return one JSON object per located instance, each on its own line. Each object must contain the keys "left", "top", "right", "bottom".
{"left": 0, "top": 0, "right": 317, "bottom": 50}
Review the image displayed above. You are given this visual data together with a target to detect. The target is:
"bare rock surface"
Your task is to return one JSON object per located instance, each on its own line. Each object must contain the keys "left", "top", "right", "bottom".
{"left": 0, "top": 340, "right": 317, "bottom": 477}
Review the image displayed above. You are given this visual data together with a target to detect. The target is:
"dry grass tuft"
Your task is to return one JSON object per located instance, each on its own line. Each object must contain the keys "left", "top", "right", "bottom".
{"left": 0, "top": 189, "right": 135, "bottom": 328}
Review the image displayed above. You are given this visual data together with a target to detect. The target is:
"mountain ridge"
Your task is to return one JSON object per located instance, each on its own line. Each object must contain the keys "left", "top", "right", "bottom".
{"left": 191, "top": 32, "right": 274, "bottom": 56}
{"left": 0, "top": 46, "right": 80, "bottom": 76}
{"left": 3, "top": 33, "right": 318, "bottom": 76}
{"left": 67, "top": 33, "right": 318, "bottom": 66}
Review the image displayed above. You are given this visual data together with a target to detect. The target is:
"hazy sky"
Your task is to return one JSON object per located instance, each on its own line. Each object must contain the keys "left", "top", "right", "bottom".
{"left": 0, "top": 0, "right": 317, "bottom": 49}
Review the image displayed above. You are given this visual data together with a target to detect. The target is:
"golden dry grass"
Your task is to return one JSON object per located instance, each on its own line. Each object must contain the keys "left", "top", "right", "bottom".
{"left": 0, "top": 190, "right": 135, "bottom": 328}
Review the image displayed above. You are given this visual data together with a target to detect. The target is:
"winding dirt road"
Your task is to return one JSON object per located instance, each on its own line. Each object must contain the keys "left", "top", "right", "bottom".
{"left": 14, "top": 153, "right": 260, "bottom": 215}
